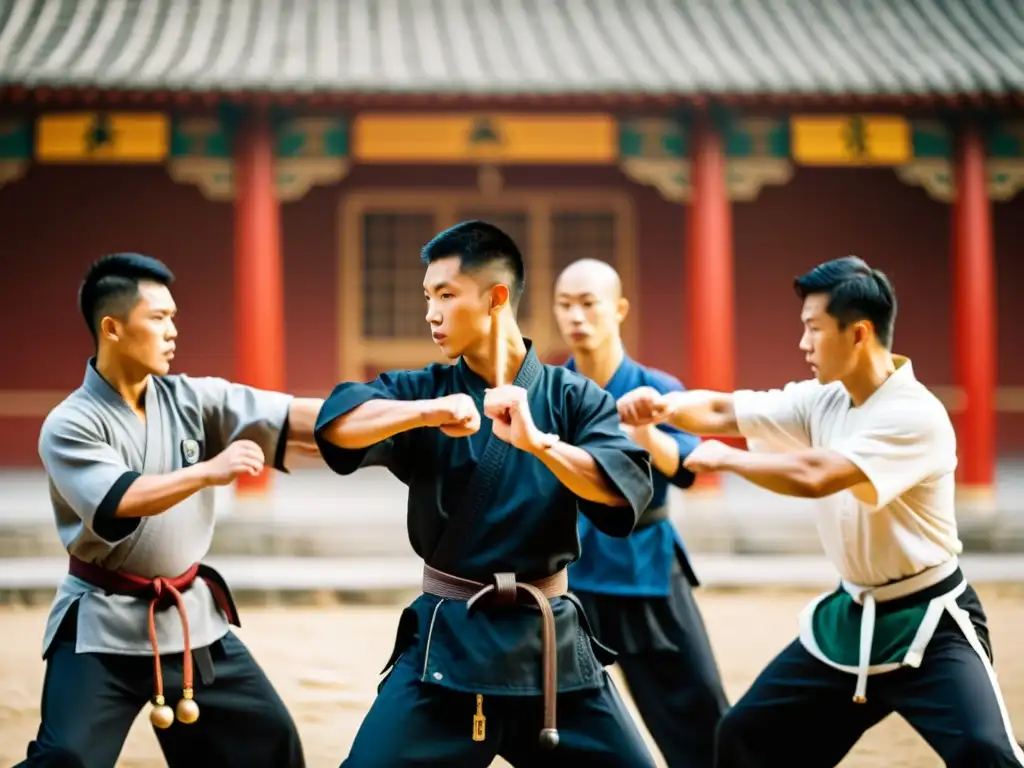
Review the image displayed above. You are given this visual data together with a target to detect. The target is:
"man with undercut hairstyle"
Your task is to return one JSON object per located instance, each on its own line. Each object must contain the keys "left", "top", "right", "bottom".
{"left": 316, "top": 221, "right": 659, "bottom": 766}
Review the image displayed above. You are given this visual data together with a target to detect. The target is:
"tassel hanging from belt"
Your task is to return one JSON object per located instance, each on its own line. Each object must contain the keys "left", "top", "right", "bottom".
{"left": 146, "top": 576, "right": 200, "bottom": 728}
{"left": 68, "top": 556, "right": 201, "bottom": 728}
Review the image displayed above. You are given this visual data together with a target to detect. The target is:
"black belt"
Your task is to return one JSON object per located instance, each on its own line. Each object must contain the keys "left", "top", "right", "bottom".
{"left": 635, "top": 505, "right": 669, "bottom": 531}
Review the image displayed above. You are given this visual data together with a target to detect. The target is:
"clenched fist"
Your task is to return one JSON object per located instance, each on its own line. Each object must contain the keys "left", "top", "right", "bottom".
{"left": 682, "top": 439, "right": 733, "bottom": 473}
{"left": 421, "top": 393, "right": 481, "bottom": 438}
{"left": 203, "top": 440, "right": 265, "bottom": 485}
{"left": 483, "top": 385, "right": 557, "bottom": 453}
{"left": 617, "top": 386, "right": 670, "bottom": 427}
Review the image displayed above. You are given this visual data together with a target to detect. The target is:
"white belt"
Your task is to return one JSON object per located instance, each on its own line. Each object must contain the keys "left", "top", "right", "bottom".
{"left": 842, "top": 558, "right": 961, "bottom": 704}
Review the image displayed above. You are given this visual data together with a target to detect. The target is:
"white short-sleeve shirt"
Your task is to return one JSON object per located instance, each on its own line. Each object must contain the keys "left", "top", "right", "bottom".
{"left": 733, "top": 357, "right": 961, "bottom": 587}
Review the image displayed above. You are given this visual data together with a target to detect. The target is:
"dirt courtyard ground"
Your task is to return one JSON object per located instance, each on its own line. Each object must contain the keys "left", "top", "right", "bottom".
{"left": 2, "top": 585, "right": 1022, "bottom": 767}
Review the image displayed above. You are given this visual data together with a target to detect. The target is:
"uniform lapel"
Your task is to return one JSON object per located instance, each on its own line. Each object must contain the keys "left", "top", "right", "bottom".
{"left": 142, "top": 378, "right": 167, "bottom": 474}
{"left": 82, "top": 360, "right": 149, "bottom": 469}
{"left": 430, "top": 343, "right": 544, "bottom": 572}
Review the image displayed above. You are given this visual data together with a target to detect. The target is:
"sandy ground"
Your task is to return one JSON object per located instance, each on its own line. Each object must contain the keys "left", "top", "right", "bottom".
{"left": 2, "top": 586, "right": 1023, "bottom": 768}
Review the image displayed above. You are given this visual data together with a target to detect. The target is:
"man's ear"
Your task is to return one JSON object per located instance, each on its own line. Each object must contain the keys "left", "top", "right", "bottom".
{"left": 616, "top": 297, "right": 630, "bottom": 324}
{"left": 99, "top": 315, "right": 121, "bottom": 343}
{"left": 490, "top": 283, "right": 510, "bottom": 313}
{"left": 852, "top": 320, "right": 872, "bottom": 348}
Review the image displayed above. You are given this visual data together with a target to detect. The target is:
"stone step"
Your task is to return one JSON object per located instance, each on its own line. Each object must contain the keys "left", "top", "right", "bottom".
{"left": 4, "top": 467, "right": 1023, "bottom": 560}
{"left": 2, "top": 509, "right": 1022, "bottom": 560}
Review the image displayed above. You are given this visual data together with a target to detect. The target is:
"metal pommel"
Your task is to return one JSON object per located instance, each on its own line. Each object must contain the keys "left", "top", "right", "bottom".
{"left": 539, "top": 728, "right": 559, "bottom": 749}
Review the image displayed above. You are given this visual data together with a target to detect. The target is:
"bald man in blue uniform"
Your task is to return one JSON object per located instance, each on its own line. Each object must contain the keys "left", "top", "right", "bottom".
{"left": 554, "top": 259, "right": 729, "bottom": 767}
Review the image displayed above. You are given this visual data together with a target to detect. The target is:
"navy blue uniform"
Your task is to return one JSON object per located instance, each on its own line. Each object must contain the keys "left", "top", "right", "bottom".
{"left": 315, "top": 342, "right": 658, "bottom": 766}
{"left": 566, "top": 355, "right": 729, "bottom": 768}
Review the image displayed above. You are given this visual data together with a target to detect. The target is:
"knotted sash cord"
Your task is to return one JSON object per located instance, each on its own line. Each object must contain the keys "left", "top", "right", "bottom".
{"left": 68, "top": 556, "right": 202, "bottom": 728}
{"left": 422, "top": 565, "right": 568, "bottom": 749}
{"left": 853, "top": 592, "right": 877, "bottom": 704}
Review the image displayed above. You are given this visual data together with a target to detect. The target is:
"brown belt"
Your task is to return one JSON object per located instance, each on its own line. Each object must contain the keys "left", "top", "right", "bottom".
{"left": 68, "top": 555, "right": 236, "bottom": 730}
{"left": 422, "top": 564, "right": 567, "bottom": 749}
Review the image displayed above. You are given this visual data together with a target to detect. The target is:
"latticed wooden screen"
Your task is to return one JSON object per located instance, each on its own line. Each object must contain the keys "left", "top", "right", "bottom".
{"left": 361, "top": 212, "right": 437, "bottom": 339}
{"left": 551, "top": 211, "right": 618, "bottom": 279}
{"left": 344, "top": 192, "right": 634, "bottom": 380}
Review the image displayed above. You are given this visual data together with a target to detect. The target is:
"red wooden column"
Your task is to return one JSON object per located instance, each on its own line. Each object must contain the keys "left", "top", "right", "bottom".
{"left": 234, "top": 107, "right": 284, "bottom": 496}
{"left": 952, "top": 120, "right": 996, "bottom": 495}
{"left": 688, "top": 111, "right": 736, "bottom": 491}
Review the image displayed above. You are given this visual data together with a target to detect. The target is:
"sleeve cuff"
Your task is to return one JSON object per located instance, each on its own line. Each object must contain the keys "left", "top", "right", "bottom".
{"left": 731, "top": 390, "right": 759, "bottom": 438}
{"left": 665, "top": 428, "right": 699, "bottom": 489}
{"left": 272, "top": 416, "right": 291, "bottom": 473}
{"left": 92, "top": 471, "right": 142, "bottom": 543}
{"left": 832, "top": 446, "right": 890, "bottom": 511}
{"left": 577, "top": 446, "right": 653, "bottom": 538}
{"left": 667, "top": 460, "right": 697, "bottom": 489}
{"left": 313, "top": 383, "right": 393, "bottom": 476}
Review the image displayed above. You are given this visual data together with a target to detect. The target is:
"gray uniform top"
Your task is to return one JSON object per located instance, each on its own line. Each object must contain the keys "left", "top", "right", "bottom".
{"left": 38, "top": 360, "right": 292, "bottom": 657}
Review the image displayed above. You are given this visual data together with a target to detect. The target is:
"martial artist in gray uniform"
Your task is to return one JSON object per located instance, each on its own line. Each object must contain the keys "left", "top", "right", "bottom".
{"left": 18, "top": 253, "right": 321, "bottom": 768}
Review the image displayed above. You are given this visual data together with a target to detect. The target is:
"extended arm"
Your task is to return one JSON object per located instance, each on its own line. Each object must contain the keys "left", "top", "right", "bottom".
{"left": 659, "top": 390, "right": 740, "bottom": 436}
{"left": 623, "top": 374, "right": 702, "bottom": 487}
{"left": 632, "top": 426, "right": 680, "bottom": 477}
{"left": 630, "top": 424, "right": 700, "bottom": 488}
{"left": 284, "top": 397, "right": 326, "bottom": 445}
{"left": 618, "top": 385, "right": 739, "bottom": 436}
{"left": 317, "top": 399, "right": 429, "bottom": 449}
{"left": 312, "top": 370, "right": 462, "bottom": 479}
{"left": 691, "top": 442, "right": 868, "bottom": 498}
{"left": 188, "top": 375, "right": 295, "bottom": 471}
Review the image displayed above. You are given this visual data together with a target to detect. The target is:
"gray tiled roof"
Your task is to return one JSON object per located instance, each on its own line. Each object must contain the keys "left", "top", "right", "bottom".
{"left": 1, "top": 0, "right": 1023, "bottom": 97}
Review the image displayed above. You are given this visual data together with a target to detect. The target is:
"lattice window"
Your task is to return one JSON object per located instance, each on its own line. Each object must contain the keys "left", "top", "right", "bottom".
{"left": 454, "top": 210, "right": 531, "bottom": 321}
{"left": 344, "top": 195, "right": 632, "bottom": 381}
{"left": 361, "top": 213, "right": 437, "bottom": 339}
{"left": 550, "top": 212, "right": 618, "bottom": 279}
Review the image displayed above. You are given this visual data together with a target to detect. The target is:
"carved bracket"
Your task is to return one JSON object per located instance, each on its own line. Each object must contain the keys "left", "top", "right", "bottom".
{"left": 618, "top": 115, "right": 793, "bottom": 203}
{"left": 620, "top": 157, "right": 794, "bottom": 203}
{"left": 0, "top": 160, "right": 28, "bottom": 190}
{"left": 166, "top": 116, "right": 349, "bottom": 202}
{"left": 0, "top": 118, "right": 30, "bottom": 189}
{"left": 729, "top": 158, "right": 795, "bottom": 202}
{"left": 620, "top": 157, "right": 689, "bottom": 203}
{"left": 167, "top": 157, "right": 350, "bottom": 203}
{"left": 895, "top": 159, "right": 1024, "bottom": 203}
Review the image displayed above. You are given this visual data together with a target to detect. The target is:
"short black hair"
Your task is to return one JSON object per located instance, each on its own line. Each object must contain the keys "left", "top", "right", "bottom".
{"left": 420, "top": 220, "right": 525, "bottom": 311}
{"left": 794, "top": 256, "right": 897, "bottom": 348}
{"left": 79, "top": 253, "right": 175, "bottom": 342}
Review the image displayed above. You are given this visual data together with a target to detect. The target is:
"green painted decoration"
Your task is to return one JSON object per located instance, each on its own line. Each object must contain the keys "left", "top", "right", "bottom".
{"left": 166, "top": 112, "right": 350, "bottom": 202}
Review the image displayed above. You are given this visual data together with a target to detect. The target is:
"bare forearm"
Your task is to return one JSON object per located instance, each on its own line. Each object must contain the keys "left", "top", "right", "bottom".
{"left": 634, "top": 427, "right": 680, "bottom": 477}
{"left": 717, "top": 448, "right": 819, "bottom": 497}
{"left": 115, "top": 465, "right": 213, "bottom": 519}
{"left": 321, "top": 400, "right": 428, "bottom": 449}
{"left": 287, "top": 398, "right": 324, "bottom": 443}
{"left": 663, "top": 390, "right": 740, "bottom": 436}
{"left": 534, "top": 442, "right": 629, "bottom": 507}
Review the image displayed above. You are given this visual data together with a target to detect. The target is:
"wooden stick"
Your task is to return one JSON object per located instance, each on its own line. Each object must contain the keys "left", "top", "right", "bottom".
{"left": 491, "top": 308, "right": 506, "bottom": 387}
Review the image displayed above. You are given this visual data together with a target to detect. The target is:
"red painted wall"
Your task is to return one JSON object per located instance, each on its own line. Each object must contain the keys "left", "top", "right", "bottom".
{"left": 1, "top": 161, "right": 1021, "bottom": 466}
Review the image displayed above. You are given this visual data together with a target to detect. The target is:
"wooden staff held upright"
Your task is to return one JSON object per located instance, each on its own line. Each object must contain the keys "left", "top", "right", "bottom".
{"left": 491, "top": 300, "right": 506, "bottom": 388}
